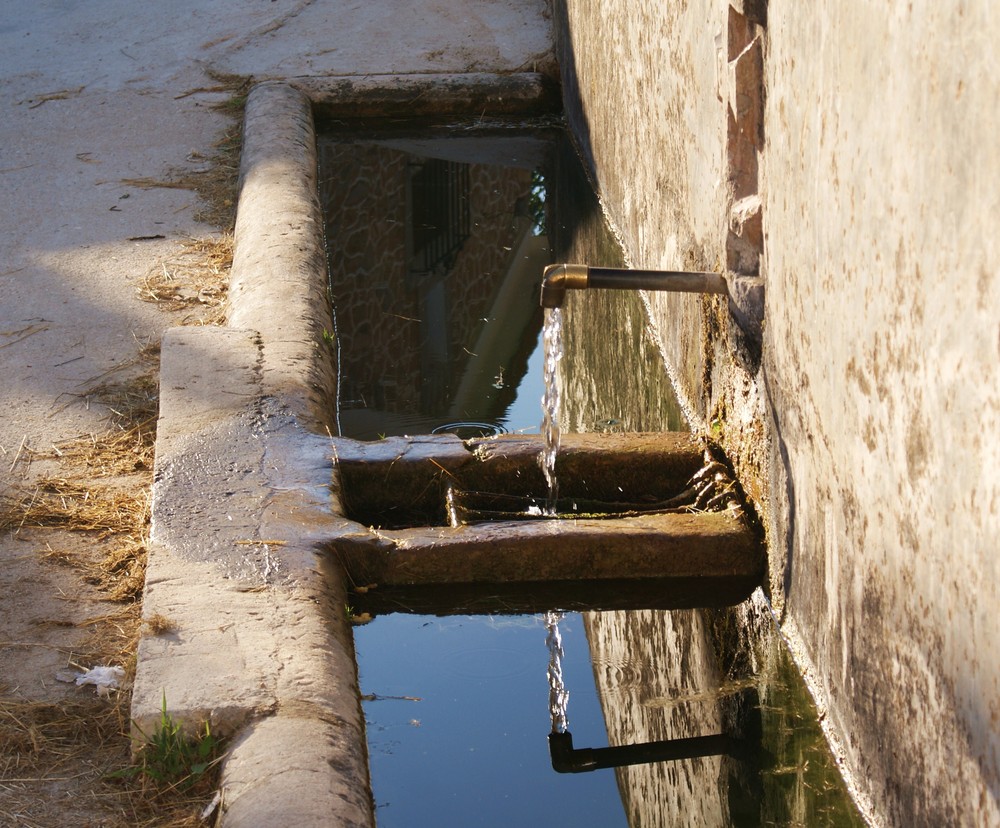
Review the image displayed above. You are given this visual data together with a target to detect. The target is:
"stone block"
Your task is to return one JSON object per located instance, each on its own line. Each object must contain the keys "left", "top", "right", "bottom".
{"left": 727, "top": 195, "right": 764, "bottom": 274}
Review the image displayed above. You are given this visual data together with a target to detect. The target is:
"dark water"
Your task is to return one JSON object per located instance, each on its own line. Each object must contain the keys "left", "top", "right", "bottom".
{"left": 321, "top": 126, "right": 866, "bottom": 827}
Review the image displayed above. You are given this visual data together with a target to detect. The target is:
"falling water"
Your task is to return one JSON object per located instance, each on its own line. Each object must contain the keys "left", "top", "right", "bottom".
{"left": 539, "top": 307, "right": 563, "bottom": 514}
{"left": 445, "top": 485, "right": 459, "bottom": 528}
{"left": 545, "top": 610, "right": 569, "bottom": 733}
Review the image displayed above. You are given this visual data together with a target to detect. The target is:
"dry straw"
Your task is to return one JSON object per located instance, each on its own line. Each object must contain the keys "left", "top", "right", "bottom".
{"left": 140, "top": 234, "right": 234, "bottom": 326}
{"left": 0, "top": 324, "right": 220, "bottom": 828}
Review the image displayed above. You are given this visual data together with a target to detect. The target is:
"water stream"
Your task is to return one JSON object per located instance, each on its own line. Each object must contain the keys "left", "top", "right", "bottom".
{"left": 539, "top": 307, "right": 563, "bottom": 513}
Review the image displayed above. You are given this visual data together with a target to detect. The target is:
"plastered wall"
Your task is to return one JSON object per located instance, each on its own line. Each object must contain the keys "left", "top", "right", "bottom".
{"left": 555, "top": 1, "right": 1000, "bottom": 825}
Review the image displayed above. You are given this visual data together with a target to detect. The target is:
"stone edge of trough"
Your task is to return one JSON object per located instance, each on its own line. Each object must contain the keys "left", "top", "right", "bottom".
{"left": 133, "top": 76, "right": 558, "bottom": 828}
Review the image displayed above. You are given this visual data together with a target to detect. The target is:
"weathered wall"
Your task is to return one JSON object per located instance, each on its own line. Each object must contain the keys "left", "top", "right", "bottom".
{"left": 557, "top": 1, "right": 1000, "bottom": 826}
{"left": 762, "top": 3, "right": 1000, "bottom": 825}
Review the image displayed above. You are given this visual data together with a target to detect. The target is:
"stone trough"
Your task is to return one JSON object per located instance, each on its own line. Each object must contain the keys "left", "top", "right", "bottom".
{"left": 332, "top": 432, "right": 760, "bottom": 614}
{"left": 132, "top": 79, "right": 762, "bottom": 827}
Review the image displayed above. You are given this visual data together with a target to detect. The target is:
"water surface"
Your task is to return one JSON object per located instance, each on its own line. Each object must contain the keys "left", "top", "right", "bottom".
{"left": 355, "top": 613, "right": 628, "bottom": 827}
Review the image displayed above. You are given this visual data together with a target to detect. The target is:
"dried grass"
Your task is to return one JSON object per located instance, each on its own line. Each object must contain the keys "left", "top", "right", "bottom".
{"left": 7, "top": 479, "right": 148, "bottom": 536}
{"left": 1, "top": 355, "right": 223, "bottom": 823}
{"left": 131, "top": 74, "right": 246, "bottom": 329}
{"left": 140, "top": 234, "right": 234, "bottom": 326}
{"left": 144, "top": 613, "right": 177, "bottom": 636}
{"left": 0, "top": 77, "right": 249, "bottom": 827}
{"left": 122, "top": 75, "right": 247, "bottom": 232}
{"left": 54, "top": 374, "right": 159, "bottom": 476}
{"left": 1, "top": 366, "right": 158, "bottom": 607}
{"left": 0, "top": 684, "right": 218, "bottom": 827}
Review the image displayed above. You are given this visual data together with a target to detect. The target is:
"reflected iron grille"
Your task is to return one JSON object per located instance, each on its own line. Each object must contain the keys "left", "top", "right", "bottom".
{"left": 409, "top": 159, "right": 470, "bottom": 280}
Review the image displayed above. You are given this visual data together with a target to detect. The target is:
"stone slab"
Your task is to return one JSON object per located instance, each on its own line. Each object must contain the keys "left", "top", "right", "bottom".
{"left": 337, "top": 509, "right": 761, "bottom": 586}
{"left": 294, "top": 71, "right": 560, "bottom": 125}
{"left": 334, "top": 431, "right": 706, "bottom": 526}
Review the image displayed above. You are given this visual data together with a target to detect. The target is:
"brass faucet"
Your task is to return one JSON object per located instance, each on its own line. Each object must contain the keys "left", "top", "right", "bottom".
{"left": 540, "top": 263, "right": 728, "bottom": 308}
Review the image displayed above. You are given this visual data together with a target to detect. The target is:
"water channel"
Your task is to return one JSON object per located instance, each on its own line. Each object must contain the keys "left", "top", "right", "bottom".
{"left": 319, "top": 125, "right": 866, "bottom": 826}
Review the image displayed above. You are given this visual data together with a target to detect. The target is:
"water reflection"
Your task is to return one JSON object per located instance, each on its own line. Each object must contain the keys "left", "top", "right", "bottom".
{"left": 546, "top": 610, "right": 570, "bottom": 734}
{"left": 546, "top": 136, "right": 687, "bottom": 434}
{"left": 355, "top": 613, "right": 628, "bottom": 828}
{"left": 318, "top": 131, "right": 551, "bottom": 439}
{"left": 581, "top": 601, "right": 867, "bottom": 827}
{"left": 552, "top": 137, "right": 865, "bottom": 826}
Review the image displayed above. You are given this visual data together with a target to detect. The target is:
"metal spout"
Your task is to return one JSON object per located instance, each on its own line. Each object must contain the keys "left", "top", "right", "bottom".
{"left": 540, "top": 263, "right": 728, "bottom": 308}
{"left": 539, "top": 263, "right": 590, "bottom": 309}
{"left": 548, "top": 730, "right": 742, "bottom": 774}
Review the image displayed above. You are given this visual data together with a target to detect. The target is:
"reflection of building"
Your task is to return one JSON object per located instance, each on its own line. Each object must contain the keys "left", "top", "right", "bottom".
{"left": 585, "top": 602, "right": 866, "bottom": 827}
{"left": 318, "top": 137, "right": 548, "bottom": 438}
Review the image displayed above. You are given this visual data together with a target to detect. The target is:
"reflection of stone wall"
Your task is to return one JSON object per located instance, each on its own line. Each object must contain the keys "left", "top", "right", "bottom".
{"left": 319, "top": 139, "right": 531, "bottom": 420}
{"left": 548, "top": 135, "right": 686, "bottom": 433}
{"left": 587, "top": 602, "right": 867, "bottom": 827}
{"left": 585, "top": 609, "right": 730, "bottom": 827}
{"left": 444, "top": 168, "right": 532, "bottom": 405}
{"left": 560, "top": 289, "right": 687, "bottom": 434}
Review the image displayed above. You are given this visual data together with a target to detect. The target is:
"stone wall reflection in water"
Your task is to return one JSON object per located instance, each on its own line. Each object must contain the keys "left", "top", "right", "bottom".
{"left": 585, "top": 609, "right": 732, "bottom": 826}
{"left": 547, "top": 137, "right": 687, "bottom": 436}
{"left": 319, "top": 130, "right": 551, "bottom": 438}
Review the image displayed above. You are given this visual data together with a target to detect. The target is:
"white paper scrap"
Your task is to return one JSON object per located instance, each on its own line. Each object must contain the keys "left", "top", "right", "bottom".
{"left": 73, "top": 665, "right": 125, "bottom": 697}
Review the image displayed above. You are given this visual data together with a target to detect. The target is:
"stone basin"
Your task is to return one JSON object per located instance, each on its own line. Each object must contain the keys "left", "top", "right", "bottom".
{"left": 329, "top": 432, "right": 764, "bottom": 613}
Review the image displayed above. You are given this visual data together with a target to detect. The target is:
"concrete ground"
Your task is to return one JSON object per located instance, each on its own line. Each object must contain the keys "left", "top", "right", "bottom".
{"left": 0, "top": 2, "right": 552, "bottom": 824}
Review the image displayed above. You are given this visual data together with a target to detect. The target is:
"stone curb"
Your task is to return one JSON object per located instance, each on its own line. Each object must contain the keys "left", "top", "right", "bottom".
{"left": 136, "top": 333, "right": 373, "bottom": 828}
{"left": 133, "top": 83, "right": 373, "bottom": 827}
{"left": 289, "top": 71, "right": 560, "bottom": 123}
{"left": 228, "top": 82, "right": 338, "bottom": 426}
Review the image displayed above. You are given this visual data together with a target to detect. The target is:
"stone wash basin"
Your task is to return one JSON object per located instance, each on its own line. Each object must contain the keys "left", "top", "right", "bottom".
{"left": 328, "top": 431, "right": 764, "bottom": 614}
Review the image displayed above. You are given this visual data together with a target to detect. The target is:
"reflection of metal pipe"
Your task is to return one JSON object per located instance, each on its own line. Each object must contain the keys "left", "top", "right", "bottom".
{"left": 540, "top": 263, "right": 728, "bottom": 308}
{"left": 548, "top": 730, "right": 741, "bottom": 774}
